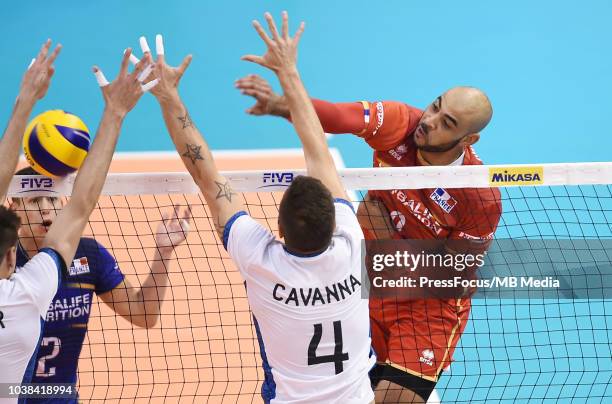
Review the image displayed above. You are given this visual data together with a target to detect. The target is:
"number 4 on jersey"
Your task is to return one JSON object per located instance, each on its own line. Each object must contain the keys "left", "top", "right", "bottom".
{"left": 308, "top": 321, "right": 349, "bottom": 375}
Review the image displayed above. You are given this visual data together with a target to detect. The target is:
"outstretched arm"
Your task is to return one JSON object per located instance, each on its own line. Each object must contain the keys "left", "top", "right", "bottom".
{"left": 43, "top": 50, "right": 152, "bottom": 267}
{"left": 100, "top": 206, "right": 191, "bottom": 328}
{"left": 235, "top": 75, "right": 365, "bottom": 134}
{"left": 242, "top": 12, "right": 348, "bottom": 200}
{"left": 0, "top": 40, "right": 61, "bottom": 201}
{"left": 140, "top": 35, "right": 246, "bottom": 238}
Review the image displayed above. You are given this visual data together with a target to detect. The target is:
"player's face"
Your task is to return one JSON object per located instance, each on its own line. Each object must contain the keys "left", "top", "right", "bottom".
{"left": 414, "top": 95, "right": 469, "bottom": 153}
{"left": 12, "top": 196, "right": 63, "bottom": 239}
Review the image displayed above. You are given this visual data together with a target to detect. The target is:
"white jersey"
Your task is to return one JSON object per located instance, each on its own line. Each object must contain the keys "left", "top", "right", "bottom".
{"left": 0, "top": 249, "right": 62, "bottom": 404}
{"left": 226, "top": 199, "right": 375, "bottom": 404}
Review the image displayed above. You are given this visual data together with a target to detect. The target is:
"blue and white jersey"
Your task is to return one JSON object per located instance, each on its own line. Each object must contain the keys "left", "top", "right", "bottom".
{"left": 16, "top": 238, "right": 124, "bottom": 404}
{"left": 225, "top": 199, "right": 375, "bottom": 404}
{"left": 0, "top": 249, "right": 63, "bottom": 404}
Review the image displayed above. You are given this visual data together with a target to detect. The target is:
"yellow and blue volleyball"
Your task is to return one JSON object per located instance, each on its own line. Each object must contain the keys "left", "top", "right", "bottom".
{"left": 23, "top": 110, "right": 90, "bottom": 178}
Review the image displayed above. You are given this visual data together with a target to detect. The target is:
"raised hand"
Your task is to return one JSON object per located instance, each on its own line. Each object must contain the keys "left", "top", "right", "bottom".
{"left": 155, "top": 205, "right": 192, "bottom": 249}
{"left": 235, "top": 74, "right": 288, "bottom": 116}
{"left": 93, "top": 49, "right": 153, "bottom": 116}
{"left": 128, "top": 35, "right": 192, "bottom": 103}
{"left": 241, "top": 11, "right": 305, "bottom": 74}
{"left": 19, "top": 39, "right": 62, "bottom": 104}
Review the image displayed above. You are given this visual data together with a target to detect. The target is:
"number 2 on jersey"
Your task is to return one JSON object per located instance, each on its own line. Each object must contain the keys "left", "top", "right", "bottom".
{"left": 308, "top": 321, "right": 349, "bottom": 375}
{"left": 36, "top": 337, "right": 61, "bottom": 377}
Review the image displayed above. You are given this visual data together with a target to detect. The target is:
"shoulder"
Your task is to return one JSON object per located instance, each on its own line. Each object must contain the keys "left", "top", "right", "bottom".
{"left": 78, "top": 237, "right": 100, "bottom": 250}
{"left": 76, "top": 237, "right": 113, "bottom": 259}
{"left": 361, "top": 101, "right": 423, "bottom": 151}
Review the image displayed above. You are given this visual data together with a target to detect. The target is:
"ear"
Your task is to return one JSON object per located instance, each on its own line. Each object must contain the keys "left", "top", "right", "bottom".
{"left": 462, "top": 133, "right": 480, "bottom": 146}
{"left": 278, "top": 219, "right": 284, "bottom": 239}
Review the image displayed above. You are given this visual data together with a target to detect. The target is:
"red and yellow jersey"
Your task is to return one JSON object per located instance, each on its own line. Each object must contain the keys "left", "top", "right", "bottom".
{"left": 355, "top": 101, "right": 502, "bottom": 245}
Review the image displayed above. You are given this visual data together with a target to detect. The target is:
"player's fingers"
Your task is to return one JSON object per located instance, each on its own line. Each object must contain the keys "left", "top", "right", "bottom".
{"left": 264, "top": 12, "right": 281, "bottom": 41}
{"left": 236, "top": 77, "right": 271, "bottom": 92}
{"left": 293, "top": 22, "right": 305, "bottom": 45}
{"left": 131, "top": 53, "right": 151, "bottom": 80}
{"left": 139, "top": 36, "right": 151, "bottom": 55}
{"left": 177, "top": 54, "right": 193, "bottom": 77}
{"left": 182, "top": 205, "right": 193, "bottom": 222}
{"left": 240, "top": 88, "right": 264, "bottom": 98}
{"left": 235, "top": 80, "right": 265, "bottom": 92}
{"left": 27, "top": 58, "right": 36, "bottom": 70}
{"left": 35, "top": 39, "right": 51, "bottom": 64}
{"left": 161, "top": 210, "right": 170, "bottom": 222}
{"left": 246, "top": 74, "right": 271, "bottom": 88}
{"left": 171, "top": 205, "right": 181, "bottom": 220}
{"left": 119, "top": 48, "right": 132, "bottom": 77}
{"left": 246, "top": 105, "right": 265, "bottom": 115}
{"left": 281, "top": 11, "right": 289, "bottom": 39}
{"left": 125, "top": 48, "right": 140, "bottom": 66}
{"left": 241, "top": 55, "right": 265, "bottom": 66}
{"left": 155, "top": 34, "right": 165, "bottom": 64}
{"left": 137, "top": 63, "right": 154, "bottom": 83}
{"left": 240, "top": 86, "right": 270, "bottom": 97}
{"left": 93, "top": 66, "right": 109, "bottom": 87}
{"left": 241, "top": 84, "right": 271, "bottom": 99}
{"left": 45, "top": 44, "right": 62, "bottom": 67}
{"left": 252, "top": 20, "right": 274, "bottom": 48}
{"left": 141, "top": 78, "right": 159, "bottom": 92}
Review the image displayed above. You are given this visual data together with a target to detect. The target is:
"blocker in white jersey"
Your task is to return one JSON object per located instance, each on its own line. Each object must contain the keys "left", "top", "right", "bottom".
{"left": 226, "top": 199, "right": 376, "bottom": 404}
{"left": 0, "top": 249, "right": 62, "bottom": 404}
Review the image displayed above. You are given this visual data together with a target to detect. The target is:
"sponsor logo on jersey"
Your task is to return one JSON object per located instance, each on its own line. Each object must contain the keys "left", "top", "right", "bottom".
{"left": 430, "top": 188, "right": 457, "bottom": 213}
{"left": 391, "top": 190, "right": 442, "bottom": 235}
{"left": 372, "top": 102, "right": 384, "bottom": 136}
{"left": 46, "top": 293, "right": 92, "bottom": 322}
{"left": 17, "top": 177, "right": 56, "bottom": 195}
{"left": 458, "top": 231, "right": 494, "bottom": 241}
{"left": 488, "top": 166, "right": 544, "bottom": 186}
{"left": 390, "top": 210, "right": 406, "bottom": 231}
{"left": 69, "top": 257, "right": 90, "bottom": 276}
{"left": 388, "top": 143, "right": 408, "bottom": 161}
{"left": 259, "top": 172, "right": 295, "bottom": 188}
{"left": 419, "top": 349, "right": 435, "bottom": 366}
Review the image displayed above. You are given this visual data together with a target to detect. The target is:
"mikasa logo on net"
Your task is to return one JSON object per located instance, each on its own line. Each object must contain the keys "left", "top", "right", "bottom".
{"left": 489, "top": 166, "right": 544, "bottom": 186}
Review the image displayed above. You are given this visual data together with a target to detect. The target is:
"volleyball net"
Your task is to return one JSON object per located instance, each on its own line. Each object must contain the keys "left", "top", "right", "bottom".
{"left": 7, "top": 162, "right": 612, "bottom": 403}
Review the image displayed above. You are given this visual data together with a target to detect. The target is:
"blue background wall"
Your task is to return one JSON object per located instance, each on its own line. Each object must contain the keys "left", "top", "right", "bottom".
{"left": 1, "top": 0, "right": 611, "bottom": 168}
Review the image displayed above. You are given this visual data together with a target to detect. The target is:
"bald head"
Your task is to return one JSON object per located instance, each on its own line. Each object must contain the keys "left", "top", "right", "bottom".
{"left": 443, "top": 87, "right": 493, "bottom": 135}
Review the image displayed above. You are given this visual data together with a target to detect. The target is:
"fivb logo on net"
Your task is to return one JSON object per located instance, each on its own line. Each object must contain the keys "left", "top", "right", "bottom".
{"left": 18, "top": 176, "right": 57, "bottom": 195}
{"left": 259, "top": 172, "right": 295, "bottom": 188}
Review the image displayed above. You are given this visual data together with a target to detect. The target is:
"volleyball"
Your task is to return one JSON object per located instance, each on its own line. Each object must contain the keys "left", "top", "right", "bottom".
{"left": 23, "top": 110, "right": 91, "bottom": 178}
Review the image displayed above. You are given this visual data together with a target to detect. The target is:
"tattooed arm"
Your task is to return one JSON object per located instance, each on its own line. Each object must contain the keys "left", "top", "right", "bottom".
{"left": 149, "top": 51, "right": 245, "bottom": 238}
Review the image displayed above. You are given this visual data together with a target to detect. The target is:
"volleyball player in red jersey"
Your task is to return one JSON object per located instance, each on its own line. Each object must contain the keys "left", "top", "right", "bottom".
{"left": 236, "top": 75, "right": 502, "bottom": 403}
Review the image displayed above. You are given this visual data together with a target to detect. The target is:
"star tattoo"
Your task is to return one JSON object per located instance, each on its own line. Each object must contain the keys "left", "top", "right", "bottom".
{"left": 215, "top": 180, "right": 235, "bottom": 202}
{"left": 182, "top": 143, "right": 203, "bottom": 164}
{"left": 177, "top": 112, "right": 194, "bottom": 129}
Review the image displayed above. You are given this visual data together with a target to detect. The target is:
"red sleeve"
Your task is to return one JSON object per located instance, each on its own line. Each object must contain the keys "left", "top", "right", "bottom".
{"left": 310, "top": 99, "right": 365, "bottom": 134}
{"left": 299, "top": 99, "right": 422, "bottom": 151}
{"left": 359, "top": 101, "right": 423, "bottom": 151}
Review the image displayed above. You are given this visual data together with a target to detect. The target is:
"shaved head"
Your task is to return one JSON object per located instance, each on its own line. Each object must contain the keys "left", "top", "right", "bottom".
{"left": 443, "top": 87, "right": 493, "bottom": 135}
